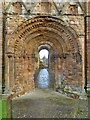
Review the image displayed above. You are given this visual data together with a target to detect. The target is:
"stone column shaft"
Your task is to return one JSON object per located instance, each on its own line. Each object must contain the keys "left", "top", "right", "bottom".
{"left": 0, "top": 1, "right": 2, "bottom": 94}
{"left": 5, "top": 56, "right": 9, "bottom": 91}
{"left": 86, "top": 2, "right": 90, "bottom": 92}
{"left": 9, "top": 56, "right": 14, "bottom": 89}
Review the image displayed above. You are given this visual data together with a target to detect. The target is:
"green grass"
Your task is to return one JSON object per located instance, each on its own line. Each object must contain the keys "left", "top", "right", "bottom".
{"left": 0, "top": 100, "right": 7, "bottom": 119}
{"left": 75, "top": 108, "right": 88, "bottom": 118}
{"left": 0, "top": 100, "right": 2, "bottom": 120}
{"left": 49, "top": 96, "right": 77, "bottom": 106}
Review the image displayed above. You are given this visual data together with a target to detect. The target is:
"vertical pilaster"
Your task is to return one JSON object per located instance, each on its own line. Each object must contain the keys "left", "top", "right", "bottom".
{"left": 86, "top": 2, "right": 90, "bottom": 93}
{"left": 5, "top": 55, "right": 9, "bottom": 93}
{"left": 54, "top": 57, "right": 58, "bottom": 81}
{"left": 9, "top": 55, "right": 14, "bottom": 90}
{"left": 40, "top": 0, "right": 51, "bottom": 14}
{"left": 12, "top": 2, "right": 22, "bottom": 14}
{"left": 0, "top": 1, "right": 2, "bottom": 94}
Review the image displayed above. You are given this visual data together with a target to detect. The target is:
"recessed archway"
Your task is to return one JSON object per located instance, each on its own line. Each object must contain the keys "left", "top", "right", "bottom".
{"left": 5, "top": 16, "right": 83, "bottom": 97}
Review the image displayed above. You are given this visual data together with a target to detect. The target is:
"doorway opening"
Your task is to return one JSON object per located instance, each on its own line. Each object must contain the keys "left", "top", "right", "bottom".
{"left": 37, "top": 49, "right": 50, "bottom": 88}
{"left": 39, "top": 49, "right": 49, "bottom": 69}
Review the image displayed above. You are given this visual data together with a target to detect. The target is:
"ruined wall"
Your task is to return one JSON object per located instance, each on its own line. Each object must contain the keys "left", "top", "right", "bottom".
{"left": 3, "top": 1, "right": 86, "bottom": 97}
{"left": 56, "top": 16, "right": 84, "bottom": 92}
{"left": 54, "top": 4, "right": 85, "bottom": 95}
{"left": 4, "top": 2, "right": 35, "bottom": 96}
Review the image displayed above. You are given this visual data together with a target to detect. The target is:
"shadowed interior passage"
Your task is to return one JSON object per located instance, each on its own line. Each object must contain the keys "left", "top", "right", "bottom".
{"left": 38, "top": 69, "right": 49, "bottom": 88}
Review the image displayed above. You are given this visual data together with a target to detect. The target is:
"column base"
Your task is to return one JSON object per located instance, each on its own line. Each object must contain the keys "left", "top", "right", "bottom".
{"left": 87, "top": 81, "right": 90, "bottom": 97}
{"left": 79, "top": 89, "right": 88, "bottom": 100}
{"left": 2, "top": 94, "right": 10, "bottom": 101}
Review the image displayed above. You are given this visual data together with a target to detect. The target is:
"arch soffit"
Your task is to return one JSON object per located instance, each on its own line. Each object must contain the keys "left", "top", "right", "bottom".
{"left": 7, "top": 16, "right": 79, "bottom": 54}
{"left": 28, "top": 40, "right": 63, "bottom": 56}
{"left": 18, "top": 24, "right": 77, "bottom": 52}
{"left": 28, "top": 37, "right": 63, "bottom": 54}
{"left": 24, "top": 28, "right": 69, "bottom": 52}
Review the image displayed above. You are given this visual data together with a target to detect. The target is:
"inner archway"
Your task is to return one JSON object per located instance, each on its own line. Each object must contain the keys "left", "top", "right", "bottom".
{"left": 34, "top": 45, "right": 55, "bottom": 89}
{"left": 39, "top": 49, "right": 49, "bottom": 69}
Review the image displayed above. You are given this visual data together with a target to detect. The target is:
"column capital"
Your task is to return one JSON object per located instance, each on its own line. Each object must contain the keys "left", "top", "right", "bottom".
{"left": 7, "top": 52, "right": 14, "bottom": 58}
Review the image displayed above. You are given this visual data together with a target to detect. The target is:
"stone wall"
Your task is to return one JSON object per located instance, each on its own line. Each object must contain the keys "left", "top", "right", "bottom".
{"left": 53, "top": 14, "right": 84, "bottom": 95}
{"left": 55, "top": 53, "right": 83, "bottom": 93}
{"left": 2, "top": 1, "right": 88, "bottom": 98}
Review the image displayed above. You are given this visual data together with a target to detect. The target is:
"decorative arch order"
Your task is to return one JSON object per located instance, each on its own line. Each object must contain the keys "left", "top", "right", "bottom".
{"left": 5, "top": 16, "right": 83, "bottom": 96}
{"left": 7, "top": 16, "right": 80, "bottom": 54}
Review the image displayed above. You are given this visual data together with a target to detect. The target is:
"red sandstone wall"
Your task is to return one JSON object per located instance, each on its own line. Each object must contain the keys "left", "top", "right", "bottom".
{"left": 3, "top": 2, "right": 87, "bottom": 97}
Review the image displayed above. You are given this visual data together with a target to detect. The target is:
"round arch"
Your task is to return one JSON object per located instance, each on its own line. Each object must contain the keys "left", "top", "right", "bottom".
{"left": 5, "top": 16, "right": 83, "bottom": 97}
{"left": 7, "top": 16, "right": 80, "bottom": 54}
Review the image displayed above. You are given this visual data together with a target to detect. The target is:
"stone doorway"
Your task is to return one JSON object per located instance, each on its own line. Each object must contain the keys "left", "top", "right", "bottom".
{"left": 39, "top": 49, "right": 49, "bottom": 69}
{"left": 5, "top": 16, "right": 84, "bottom": 97}
{"left": 34, "top": 46, "right": 55, "bottom": 89}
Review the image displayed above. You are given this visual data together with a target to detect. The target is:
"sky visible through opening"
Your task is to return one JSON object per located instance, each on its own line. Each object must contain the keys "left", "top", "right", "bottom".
{"left": 39, "top": 49, "right": 49, "bottom": 59}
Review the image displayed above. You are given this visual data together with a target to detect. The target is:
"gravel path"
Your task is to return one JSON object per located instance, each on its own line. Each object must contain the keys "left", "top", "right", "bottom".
{"left": 12, "top": 88, "right": 88, "bottom": 118}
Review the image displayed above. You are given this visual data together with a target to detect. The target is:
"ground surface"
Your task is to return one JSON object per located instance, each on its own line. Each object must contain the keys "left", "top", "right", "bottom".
{"left": 12, "top": 88, "right": 88, "bottom": 118}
